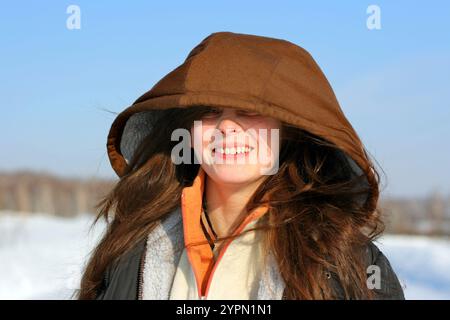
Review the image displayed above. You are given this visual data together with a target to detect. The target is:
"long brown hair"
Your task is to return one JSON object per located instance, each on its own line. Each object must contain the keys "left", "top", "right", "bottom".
{"left": 78, "top": 106, "right": 384, "bottom": 299}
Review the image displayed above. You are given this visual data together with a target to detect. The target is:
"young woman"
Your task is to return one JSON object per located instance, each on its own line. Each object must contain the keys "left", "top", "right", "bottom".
{"left": 78, "top": 31, "right": 404, "bottom": 300}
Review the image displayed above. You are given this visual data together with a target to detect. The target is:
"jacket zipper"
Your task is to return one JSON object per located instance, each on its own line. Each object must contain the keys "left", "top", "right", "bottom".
{"left": 137, "top": 239, "right": 148, "bottom": 300}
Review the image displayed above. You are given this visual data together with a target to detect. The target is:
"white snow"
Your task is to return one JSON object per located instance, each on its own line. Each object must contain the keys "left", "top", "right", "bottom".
{"left": 0, "top": 212, "right": 105, "bottom": 299}
{"left": 374, "top": 235, "right": 450, "bottom": 299}
{"left": 0, "top": 212, "right": 449, "bottom": 299}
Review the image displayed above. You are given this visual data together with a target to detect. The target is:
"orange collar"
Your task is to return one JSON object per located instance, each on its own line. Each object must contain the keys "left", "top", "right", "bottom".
{"left": 180, "top": 166, "right": 269, "bottom": 297}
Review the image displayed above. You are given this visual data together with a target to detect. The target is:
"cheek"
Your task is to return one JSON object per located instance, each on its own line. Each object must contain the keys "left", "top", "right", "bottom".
{"left": 190, "top": 124, "right": 215, "bottom": 149}
{"left": 248, "top": 118, "right": 281, "bottom": 147}
{"left": 269, "top": 120, "right": 282, "bottom": 146}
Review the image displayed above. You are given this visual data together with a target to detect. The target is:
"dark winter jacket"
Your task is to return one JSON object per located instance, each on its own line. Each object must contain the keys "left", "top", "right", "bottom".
{"left": 95, "top": 207, "right": 404, "bottom": 300}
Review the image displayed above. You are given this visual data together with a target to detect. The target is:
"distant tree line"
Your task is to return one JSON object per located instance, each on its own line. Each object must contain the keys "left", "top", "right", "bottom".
{"left": 382, "top": 191, "right": 450, "bottom": 236}
{"left": 0, "top": 171, "right": 114, "bottom": 217}
{"left": 1, "top": 171, "right": 450, "bottom": 235}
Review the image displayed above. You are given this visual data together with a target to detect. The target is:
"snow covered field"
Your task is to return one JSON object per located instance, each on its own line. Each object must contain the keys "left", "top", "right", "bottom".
{"left": 0, "top": 212, "right": 449, "bottom": 300}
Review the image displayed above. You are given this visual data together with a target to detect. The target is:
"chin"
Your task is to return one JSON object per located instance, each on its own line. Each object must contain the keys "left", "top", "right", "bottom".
{"left": 209, "top": 166, "right": 262, "bottom": 185}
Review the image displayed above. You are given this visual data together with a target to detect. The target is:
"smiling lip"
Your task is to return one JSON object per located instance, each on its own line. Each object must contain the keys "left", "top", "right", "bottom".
{"left": 212, "top": 145, "right": 252, "bottom": 151}
{"left": 211, "top": 145, "right": 255, "bottom": 158}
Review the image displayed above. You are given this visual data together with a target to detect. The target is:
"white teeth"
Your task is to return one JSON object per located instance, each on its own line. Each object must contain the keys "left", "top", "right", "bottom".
{"left": 214, "top": 147, "right": 253, "bottom": 155}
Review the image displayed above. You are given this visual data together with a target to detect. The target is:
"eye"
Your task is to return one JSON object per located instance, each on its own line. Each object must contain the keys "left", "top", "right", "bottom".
{"left": 202, "top": 108, "right": 222, "bottom": 118}
{"left": 237, "top": 110, "right": 260, "bottom": 117}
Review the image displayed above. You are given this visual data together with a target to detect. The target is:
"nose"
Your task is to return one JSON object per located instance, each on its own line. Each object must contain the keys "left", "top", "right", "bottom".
{"left": 218, "top": 120, "right": 238, "bottom": 135}
{"left": 217, "top": 109, "right": 241, "bottom": 136}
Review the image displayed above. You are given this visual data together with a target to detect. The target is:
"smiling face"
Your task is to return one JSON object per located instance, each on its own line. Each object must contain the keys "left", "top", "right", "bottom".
{"left": 190, "top": 107, "right": 282, "bottom": 185}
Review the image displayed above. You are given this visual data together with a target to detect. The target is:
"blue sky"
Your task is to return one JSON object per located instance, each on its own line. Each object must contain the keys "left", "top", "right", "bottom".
{"left": 1, "top": 1, "right": 449, "bottom": 197}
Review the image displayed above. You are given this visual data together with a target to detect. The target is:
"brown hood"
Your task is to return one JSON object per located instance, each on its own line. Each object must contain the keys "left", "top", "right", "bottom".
{"left": 106, "top": 31, "right": 378, "bottom": 211}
